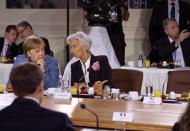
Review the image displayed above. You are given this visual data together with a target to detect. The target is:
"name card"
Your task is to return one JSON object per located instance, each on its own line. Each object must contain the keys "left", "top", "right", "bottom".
{"left": 143, "top": 97, "right": 162, "bottom": 105}
{"left": 112, "top": 112, "right": 133, "bottom": 122}
{"left": 54, "top": 92, "right": 71, "bottom": 100}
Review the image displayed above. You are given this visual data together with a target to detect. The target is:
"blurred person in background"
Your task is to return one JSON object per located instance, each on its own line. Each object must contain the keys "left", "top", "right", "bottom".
{"left": 106, "top": 1, "right": 129, "bottom": 66}
{"left": 156, "top": 18, "right": 190, "bottom": 66}
{"left": 0, "top": 25, "right": 18, "bottom": 62}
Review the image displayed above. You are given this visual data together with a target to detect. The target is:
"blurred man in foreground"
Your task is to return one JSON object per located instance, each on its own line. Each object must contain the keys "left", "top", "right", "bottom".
{"left": 0, "top": 63, "right": 75, "bottom": 131}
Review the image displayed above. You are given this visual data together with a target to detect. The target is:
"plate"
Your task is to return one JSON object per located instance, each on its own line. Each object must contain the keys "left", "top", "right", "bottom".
{"left": 125, "top": 96, "right": 142, "bottom": 101}
{"left": 72, "top": 94, "right": 94, "bottom": 98}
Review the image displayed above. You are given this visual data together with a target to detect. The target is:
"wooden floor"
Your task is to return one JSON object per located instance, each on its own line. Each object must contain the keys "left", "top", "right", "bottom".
{"left": 41, "top": 96, "right": 187, "bottom": 131}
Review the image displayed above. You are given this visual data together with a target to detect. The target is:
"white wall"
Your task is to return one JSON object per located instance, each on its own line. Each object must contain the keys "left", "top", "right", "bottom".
{"left": 0, "top": 0, "right": 153, "bottom": 72}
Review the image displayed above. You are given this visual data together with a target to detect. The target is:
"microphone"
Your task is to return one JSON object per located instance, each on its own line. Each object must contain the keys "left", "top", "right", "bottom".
{"left": 77, "top": 67, "right": 91, "bottom": 95}
{"left": 80, "top": 104, "right": 99, "bottom": 131}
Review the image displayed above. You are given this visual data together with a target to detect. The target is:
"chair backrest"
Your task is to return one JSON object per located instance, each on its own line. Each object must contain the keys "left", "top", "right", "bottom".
{"left": 112, "top": 69, "right": 143, "bottom": 94}
{"left": 166, "top": 70, "right": 190, "bottom": 94}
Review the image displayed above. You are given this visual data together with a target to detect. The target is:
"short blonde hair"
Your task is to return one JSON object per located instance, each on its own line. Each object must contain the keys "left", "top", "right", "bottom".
{"left": 67, "top": 32, "right": 92, "bottom": 51}
{"left": 23, "top": 36, "right": 45, "bottom": 56}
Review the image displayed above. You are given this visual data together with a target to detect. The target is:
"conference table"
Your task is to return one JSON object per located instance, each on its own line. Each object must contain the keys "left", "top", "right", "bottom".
{"left": 41, "top": 96, "right": 187, "bottom": 131}
{"left": 0, "top": 63, "right": 13, "bottom": 85}
{"left": 121, "top": 66, "right": 190, "bottom": 95}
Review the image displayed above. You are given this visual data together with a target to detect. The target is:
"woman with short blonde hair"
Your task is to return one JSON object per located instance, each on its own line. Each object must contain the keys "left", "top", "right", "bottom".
{"left": 8, "top": 36, "right": 59, "bottom": 90}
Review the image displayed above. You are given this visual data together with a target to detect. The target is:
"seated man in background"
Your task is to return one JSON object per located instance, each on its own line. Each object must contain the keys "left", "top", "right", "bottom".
{"left": 149, "top": 0, "right": 190, "bottom": 63}
{"left": 0, "top": 63, "right": 75, "bottom": 131}
{"left": 156, "top": 18, "right": 190, "bottom": 66}
{"left": 0, "top": 25, "right": 18, "bottom": 61}
{"left": 17, "top": 21, "right": 51, "bottom": 55}
{"left": 67, "top": 32, "right": 114, "bottom": 92}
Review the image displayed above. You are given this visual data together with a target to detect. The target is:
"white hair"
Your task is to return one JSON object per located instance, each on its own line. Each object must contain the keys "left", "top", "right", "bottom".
{"left": 67, "top": 32, "right": 92, "bottom": 51}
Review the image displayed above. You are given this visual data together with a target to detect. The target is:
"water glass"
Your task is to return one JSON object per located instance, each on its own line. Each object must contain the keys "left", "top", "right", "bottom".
{"left": 145, "top": 83, "right": 153, "bottom": 97}
{"left": 114, "top": 122, "right": 125, "bottom": 131}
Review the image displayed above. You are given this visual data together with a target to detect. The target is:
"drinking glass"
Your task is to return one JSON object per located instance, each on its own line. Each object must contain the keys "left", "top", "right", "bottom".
{"left": 114, "top": 122, "right": 125, "bottom": 131}
{"left": 145, "top": 83, "right": 153, "bottom": 97}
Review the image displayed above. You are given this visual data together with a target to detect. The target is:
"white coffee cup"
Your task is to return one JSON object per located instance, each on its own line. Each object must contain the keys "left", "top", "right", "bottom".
{"left": 88, "top": 87, "right": 94, "bottom": 95}
{"left": 128, "top": 61, "right": 135, "bottom": 67}
{"left": 170, "top": 91, "right": 176, "bottom": 99}
{"left": 129, "top": 91, "right": 138, "bottom": 100}
{"left": 48, "top": 88, "right": 57, "bottom": 95}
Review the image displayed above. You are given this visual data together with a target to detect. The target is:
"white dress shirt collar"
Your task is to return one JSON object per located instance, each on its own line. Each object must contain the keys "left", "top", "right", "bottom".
{"left": 80, "top": 55, "right": 91, "bottom": 83}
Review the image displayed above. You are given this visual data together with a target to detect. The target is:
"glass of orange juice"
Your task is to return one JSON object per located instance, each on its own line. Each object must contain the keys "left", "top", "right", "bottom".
{"left": 1, "top": 56, "right": 6, "bottom": 63}
{"left": 70, "top": 88, "right": 77, "bottom": 94}
{"left": 0, "top": 84, "right": 4, "bottom": 93}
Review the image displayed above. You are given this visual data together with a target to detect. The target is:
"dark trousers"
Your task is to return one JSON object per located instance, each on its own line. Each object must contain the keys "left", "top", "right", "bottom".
{"left": 107, "top": 23, "right": 126, "bottom": 66}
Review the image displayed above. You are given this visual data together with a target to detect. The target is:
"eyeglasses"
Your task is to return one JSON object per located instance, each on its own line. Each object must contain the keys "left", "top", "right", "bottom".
{"left": 18, "top": 28, "right": 26, "bottom": 35}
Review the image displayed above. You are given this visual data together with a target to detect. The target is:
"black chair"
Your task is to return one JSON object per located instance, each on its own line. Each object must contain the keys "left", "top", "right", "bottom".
{"left": 166, "top": 70, "right": 190, "bottom": 94}
{"left": 112, "top": 69, "right": 143, "bottom": 94}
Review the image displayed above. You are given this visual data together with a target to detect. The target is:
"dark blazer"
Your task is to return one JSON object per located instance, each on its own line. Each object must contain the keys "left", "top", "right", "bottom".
{"left": 18, "top": 37, "right": 51, "bottom": 55}
{"left": 71, "top": 54, "right": 114, "bottom": 88}
{"left": 156, "top": 37, "right": 190, "bottom": 66}
{"left": 149, "top": 0, "right": 190, "bottom": 47}
{"left": 0, "top": 98, "right": 75, "bottom": 131}
{"left": 0, "top": 37, "right": 18, "bottom": 59}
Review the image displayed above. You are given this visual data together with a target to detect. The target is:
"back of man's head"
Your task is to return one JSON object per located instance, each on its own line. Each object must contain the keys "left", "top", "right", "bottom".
{"left": 10, "top": 62, "right": 44, "bottom": 97}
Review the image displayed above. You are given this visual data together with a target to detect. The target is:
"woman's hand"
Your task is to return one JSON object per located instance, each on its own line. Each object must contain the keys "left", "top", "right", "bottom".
{"left": 93, "top": 80, "right": 108, "bottom": 95}
{"left": 36, "top": 59, "right": 45, "bottom": 73}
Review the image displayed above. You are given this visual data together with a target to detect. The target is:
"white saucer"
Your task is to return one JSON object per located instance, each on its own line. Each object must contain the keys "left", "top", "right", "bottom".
{"left": 125, "top": 96, "right": 142, "bottom": 101}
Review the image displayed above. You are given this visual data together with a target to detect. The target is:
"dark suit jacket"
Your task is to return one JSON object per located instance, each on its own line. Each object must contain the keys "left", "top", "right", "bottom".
{"left": 149, "top": 0, "right": 190, "bottom": 47}
{"left": 156, "top": 37, "right": 190, "bottom": 66}
{"left": 0, "top": 37, "right": 18, "bottom": 59}
{"left": 18, "top": 37, "right": 51, "bottom": 55}
{"left": 71, "top": 54, "right": 114, "bottom": 88}
{"left": 0, "top": 98, "right": 75, "bottom": 131}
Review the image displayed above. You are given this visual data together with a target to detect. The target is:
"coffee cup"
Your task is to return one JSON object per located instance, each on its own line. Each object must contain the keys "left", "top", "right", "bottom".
{"left": 88, "top": 87, "right": 94, "bottom": 95}
{"left": 129, "top": 91, "right": 138, "bottom": 100}
{"left": 128, "top": 61, "right": 135, "bottom": 67}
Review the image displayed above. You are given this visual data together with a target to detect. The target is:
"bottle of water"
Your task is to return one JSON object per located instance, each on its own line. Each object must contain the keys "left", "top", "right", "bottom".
{"left": 57, "top": 75, "right": 63, "bottom": 92}
{"left": 64, "top": 80, "right": 71, "bottom": 93}
{"left": 137, "top": 51, "right": 143, "bottom": 68}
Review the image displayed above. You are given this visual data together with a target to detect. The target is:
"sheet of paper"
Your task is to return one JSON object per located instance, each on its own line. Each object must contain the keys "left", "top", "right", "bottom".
{"left": 143, "top": 96, "right": 162, "bottom": 104}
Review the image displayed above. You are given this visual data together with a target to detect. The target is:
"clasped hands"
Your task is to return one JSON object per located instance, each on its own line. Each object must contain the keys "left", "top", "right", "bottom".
{"left": 36, "top": 59, "right": 45, "bottom": 73}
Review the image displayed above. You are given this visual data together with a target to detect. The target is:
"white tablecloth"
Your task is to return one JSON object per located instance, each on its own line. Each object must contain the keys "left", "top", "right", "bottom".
{"left": 0, "top": 63, "right": 13, "bottom": 85}
{"left": 121, "top": 66, "right": 190, "bottom": 95}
